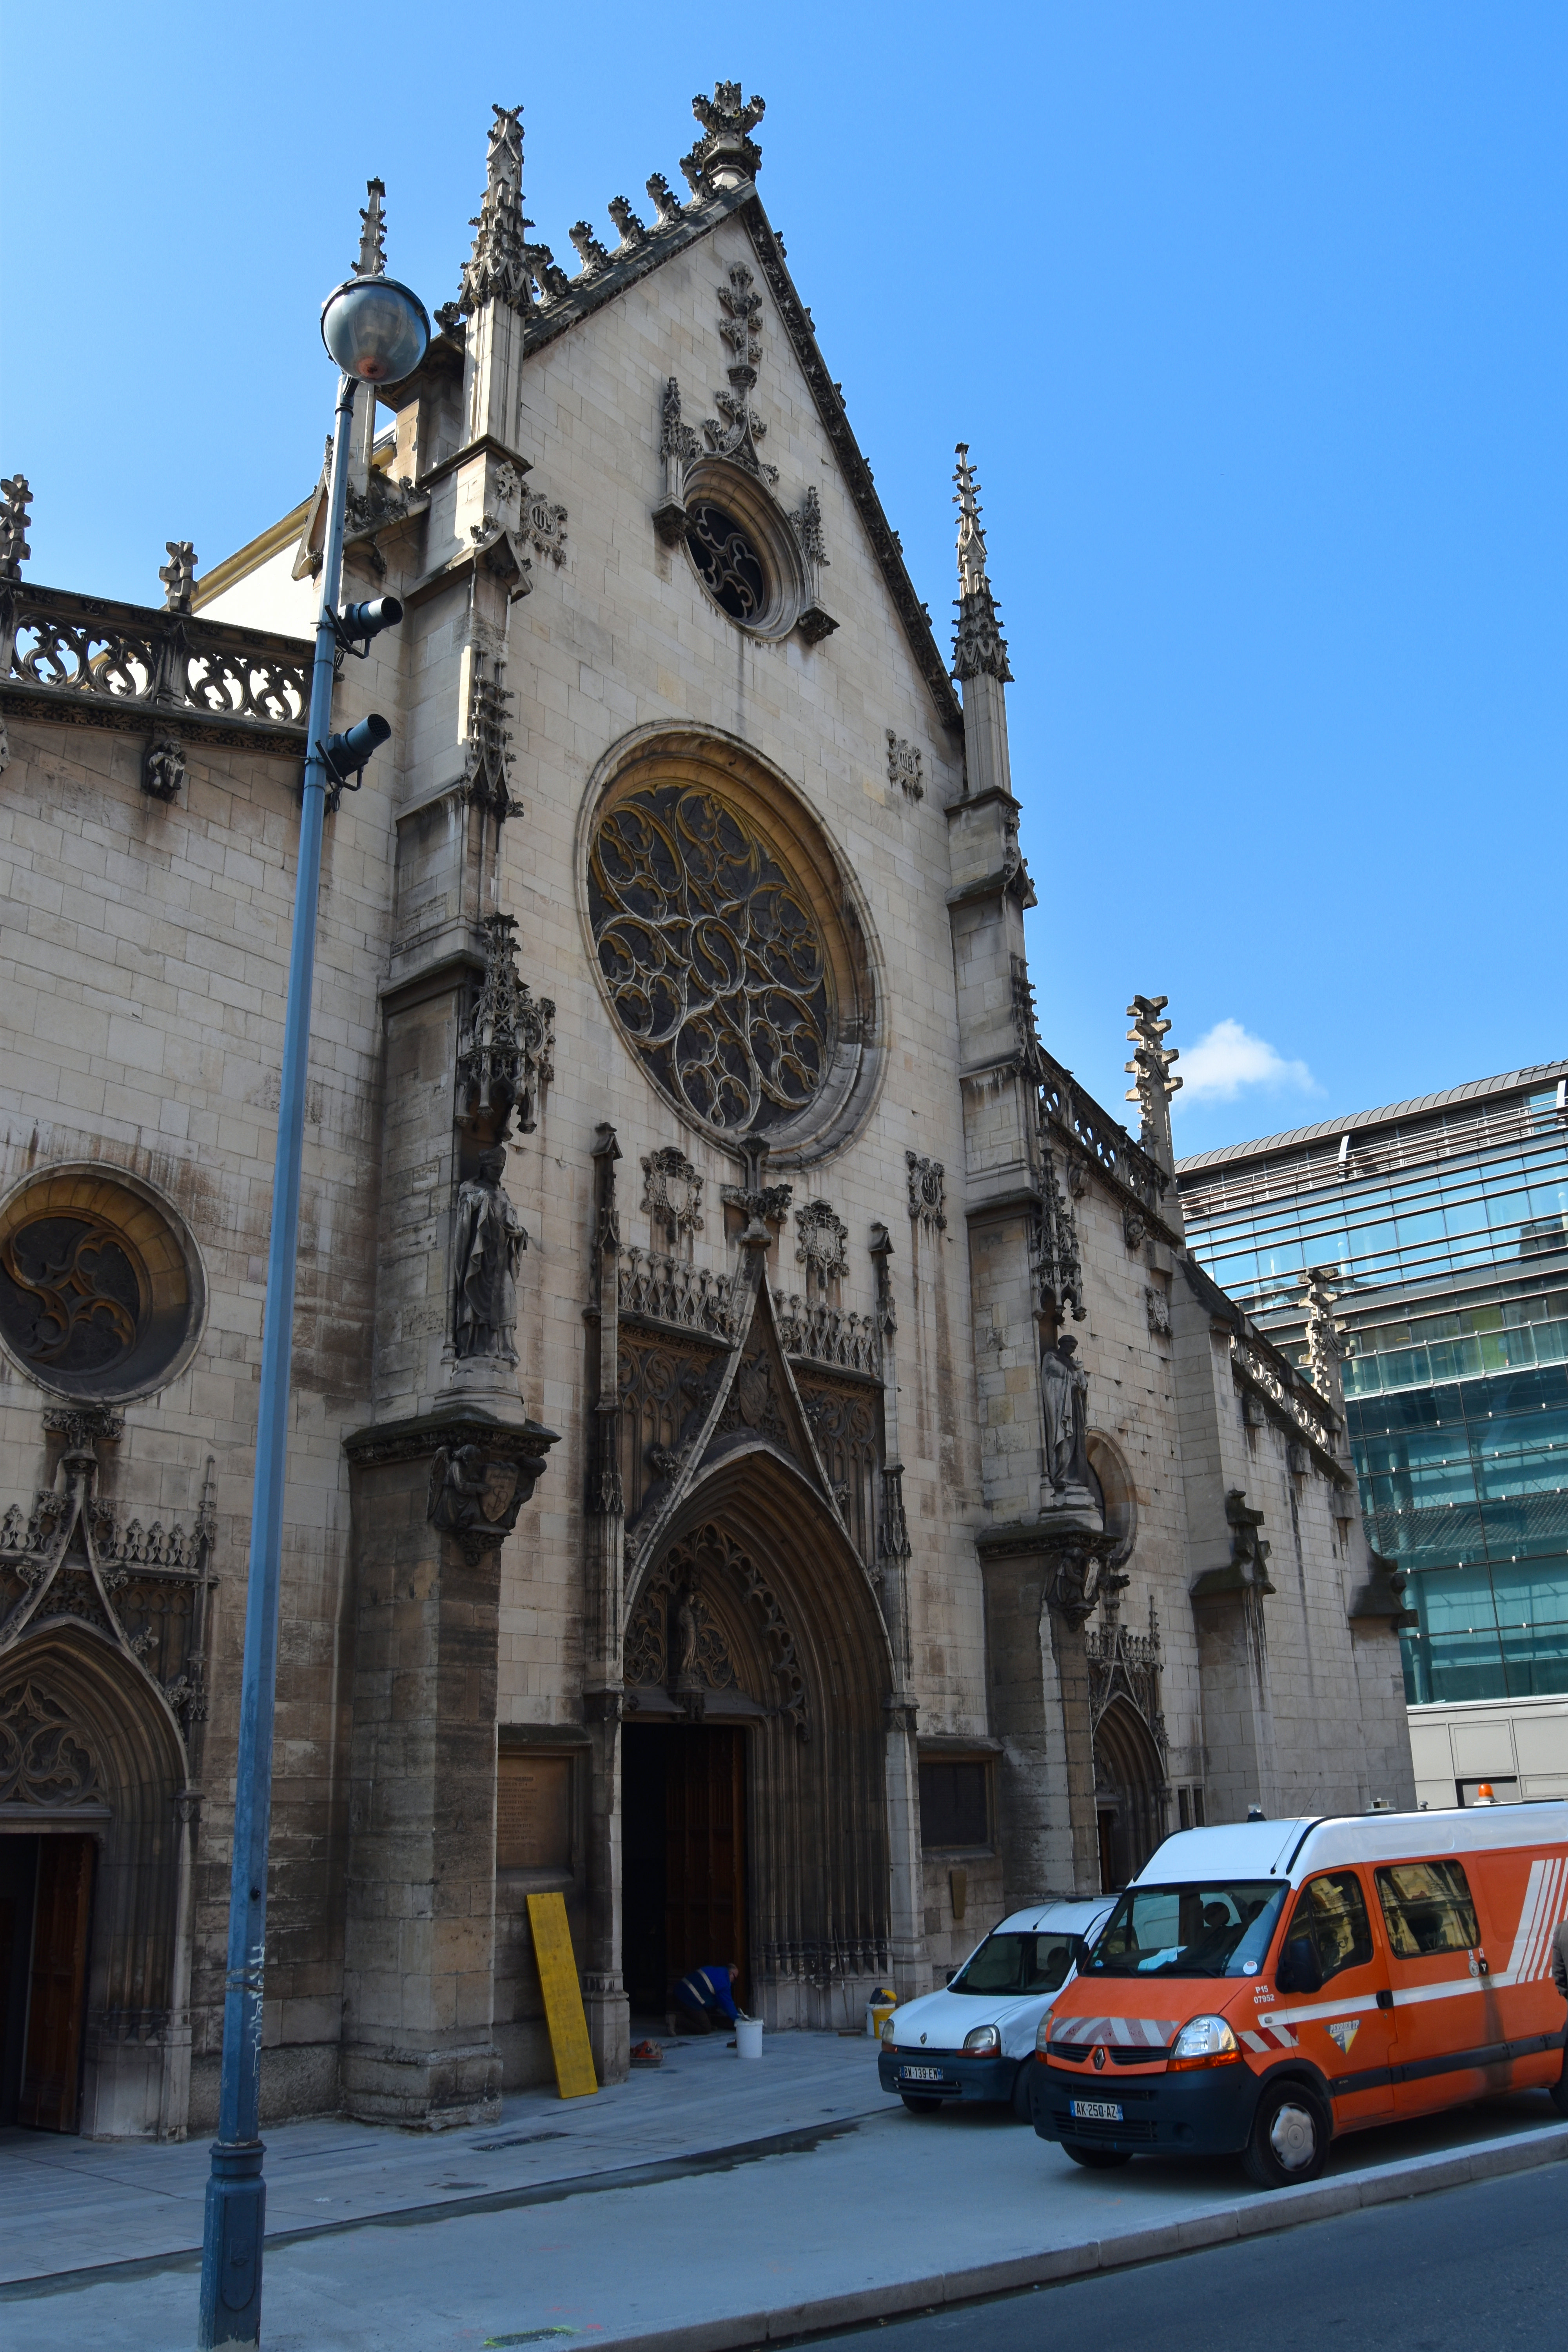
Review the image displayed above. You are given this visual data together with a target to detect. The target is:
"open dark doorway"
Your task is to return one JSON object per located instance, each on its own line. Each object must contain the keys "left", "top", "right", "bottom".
{"left": 1094, "top": 1700, "right": 1166, "bottom": 1893}
{"left": 0, "top": 1834, "right": 95, "bottom": 2131}
{"left": 622, "top": 1724, "right": 748, "bottom": 2016}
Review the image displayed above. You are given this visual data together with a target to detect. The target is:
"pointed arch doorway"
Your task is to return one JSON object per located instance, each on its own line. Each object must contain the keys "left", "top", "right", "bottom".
{"left": 1093, "top": 1698, "right": 1167, "bottom": 1893}
{"left": 620, "top": 1474, "right": 894, "bottom": 2030}
{"left": 622, "top": 1721, "right": 747, "bottom": 2014}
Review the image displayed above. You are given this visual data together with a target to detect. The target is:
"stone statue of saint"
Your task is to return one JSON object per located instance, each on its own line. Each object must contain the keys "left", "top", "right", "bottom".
{"left": 452, "top": 1147, "right": 528, "bottom": 1362}
{"left": 673, "top": 1583, "right": 700, "bottom": 1681}
{"left": 1039, "top": 1333, "right": 1092, "bottom": 1499}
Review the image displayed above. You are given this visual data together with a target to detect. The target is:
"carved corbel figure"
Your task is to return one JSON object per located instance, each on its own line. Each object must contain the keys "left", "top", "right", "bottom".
{"left": 1044, "top": 1537, "right": 1106, "bottom": 1630}
{"left": 427, "top": 1420, "right": 561, "bottom": 1565}
{"left": 143, "top": 736, "right": 185, "bottom": 802}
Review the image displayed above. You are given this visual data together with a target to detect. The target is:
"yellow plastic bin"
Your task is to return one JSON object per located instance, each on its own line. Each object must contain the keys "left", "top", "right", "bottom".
{"left": 867, "top": 1987, "right": 897, "bottom": 2039}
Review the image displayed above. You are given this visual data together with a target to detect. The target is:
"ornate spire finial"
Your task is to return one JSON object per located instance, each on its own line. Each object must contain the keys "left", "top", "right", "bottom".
{"left": 0, "top": 474, "right": 31, "bottom": 581}
{"left": 459, "top": 102, "right": 535, "bottom": 316}
{"left": 1301, "top": 1265, "right": 1351, "bottom": 1410}
{"left": 951, "top": 444, "right": 1012, "bottom": 684}
{"left": 159, "top": 540, "right": 197, "bottom": 613}
{"left": 1124, "top": 994, "right": 1182, "bottom": 1170}
{"left": 681, "top": 81, "right": 766, "bottom": 196}
{"left": 355, "top": 178, "right": 387, "bottom": 278}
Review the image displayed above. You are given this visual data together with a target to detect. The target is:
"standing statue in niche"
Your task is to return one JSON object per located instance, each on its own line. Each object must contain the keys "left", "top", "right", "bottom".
{"left": 1039, "top": 1334, "right": 1095, "bottom": 1509}
{"left": 452, "top": 1147, "right": 528, "bottom": 1362}
{"left": 673, "top": 1583, "right": 700, "bottom": 1681}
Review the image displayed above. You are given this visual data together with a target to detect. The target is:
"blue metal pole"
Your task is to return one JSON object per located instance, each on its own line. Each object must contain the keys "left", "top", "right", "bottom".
{"left": 198, "top": 370, "right": 359, "bottom": 2352}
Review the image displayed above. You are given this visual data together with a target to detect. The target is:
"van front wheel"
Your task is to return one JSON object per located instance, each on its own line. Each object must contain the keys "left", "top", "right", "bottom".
{"left": 1242, "top": 2081, "right": 1330, "bottom": 2190}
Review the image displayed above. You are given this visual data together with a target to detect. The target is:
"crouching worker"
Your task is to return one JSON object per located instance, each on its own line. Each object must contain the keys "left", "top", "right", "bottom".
{"left": 667, "top": 1962, "right": 742, "bottom": 2035}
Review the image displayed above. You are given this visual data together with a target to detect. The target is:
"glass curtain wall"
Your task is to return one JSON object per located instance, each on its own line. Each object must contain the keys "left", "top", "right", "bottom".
{"left": 1180, "top": 1089, "right": 1568, "bottom": 1711}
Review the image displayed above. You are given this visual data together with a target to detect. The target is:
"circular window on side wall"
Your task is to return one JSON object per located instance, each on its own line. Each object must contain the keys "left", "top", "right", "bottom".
{"left": 678, "top": 461, "right": 808, "bottom": 641}
{"left": 583, "top": 732, "right": 880, "bottom": 1158}
{"left": 0, "top": 1166, "right": 207, "bottom": 1403}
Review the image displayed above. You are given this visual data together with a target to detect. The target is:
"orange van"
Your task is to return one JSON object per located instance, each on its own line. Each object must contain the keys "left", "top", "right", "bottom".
{"left": 1033, "top": 1803, "right": 1568, "bottom": 2188}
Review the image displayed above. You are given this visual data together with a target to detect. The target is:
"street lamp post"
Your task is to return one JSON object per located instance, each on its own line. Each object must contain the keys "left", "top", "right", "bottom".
{"left": 197, "top": 256, "right": 428, "bottom": 2352}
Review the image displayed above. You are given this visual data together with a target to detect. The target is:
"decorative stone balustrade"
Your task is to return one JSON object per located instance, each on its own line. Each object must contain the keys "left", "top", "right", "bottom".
{"left": 0, "top": 582, "right": 310, "bottom": 751}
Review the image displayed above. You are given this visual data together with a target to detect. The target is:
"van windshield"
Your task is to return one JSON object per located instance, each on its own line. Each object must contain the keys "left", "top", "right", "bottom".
{"left": 1085, "top": 1882, "right": 1287, "bottom": 1978}
{"left": 949, "top": 1930, "right": 1081, "bottom": 1996}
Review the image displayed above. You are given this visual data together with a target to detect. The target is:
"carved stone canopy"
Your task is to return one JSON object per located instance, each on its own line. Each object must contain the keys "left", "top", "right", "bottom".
{"left": 456, "top": 913, "right": 555, "bottom": 1140}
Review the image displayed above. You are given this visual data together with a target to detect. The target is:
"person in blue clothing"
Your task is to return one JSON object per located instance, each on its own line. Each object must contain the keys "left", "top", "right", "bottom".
{"left": 666, "top": 1962, "right": 742, "bottom": 2035}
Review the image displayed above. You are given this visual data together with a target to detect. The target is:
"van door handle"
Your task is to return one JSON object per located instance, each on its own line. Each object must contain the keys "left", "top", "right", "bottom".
{"left": 1376, "top": 1989, "right": 1394, "bottom": 2011}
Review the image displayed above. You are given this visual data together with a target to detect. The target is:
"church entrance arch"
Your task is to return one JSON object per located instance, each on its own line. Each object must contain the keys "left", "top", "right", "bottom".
{"left": 0, "top": 1629, "right": 189, "bottom": 2134}
{"left": 621, "top": 1457, "right": 894, "bottom": 2029}
{"left": 1093, "top": 1697, "right": 1167, "bottom": 1893}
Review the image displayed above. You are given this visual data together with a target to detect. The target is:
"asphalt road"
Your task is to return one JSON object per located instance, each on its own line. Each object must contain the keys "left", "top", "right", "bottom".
{"left": 823, "top": 2163, "right": 1568, "bottom": 2351}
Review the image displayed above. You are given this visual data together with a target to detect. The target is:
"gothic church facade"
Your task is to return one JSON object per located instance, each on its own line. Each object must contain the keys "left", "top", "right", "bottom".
{"left": 0, "top": 86, "right": 1414, "bottom": 2138}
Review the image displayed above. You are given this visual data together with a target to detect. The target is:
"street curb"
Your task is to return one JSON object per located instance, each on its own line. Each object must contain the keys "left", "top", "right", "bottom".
{"left": 579, "top": 2121, "right": 1568, "bottom": 2352}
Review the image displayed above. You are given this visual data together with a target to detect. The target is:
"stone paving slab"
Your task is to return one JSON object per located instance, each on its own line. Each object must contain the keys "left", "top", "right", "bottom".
{"left": 2, "top": 2037, "right": 1565, "bottom": 2351}
{"left": 0, "top": 2030, "right": 882, "bottom": 2285}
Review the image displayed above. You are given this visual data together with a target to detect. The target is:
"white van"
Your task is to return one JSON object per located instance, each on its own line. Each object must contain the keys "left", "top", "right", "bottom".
{"left": 878, "top": 1896, "right": 1115, "bottom": 2119}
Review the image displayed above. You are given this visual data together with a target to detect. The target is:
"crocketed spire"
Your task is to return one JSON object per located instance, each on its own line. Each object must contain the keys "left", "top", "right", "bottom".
{"left": 1124, "top": 995, "right": 1182, "bottom": 1172}
{"left": 951, "top": 444, "right": 1012, "bottom": 685}
{"left": 459, "top": 104, "right": 533, "bottom": 314}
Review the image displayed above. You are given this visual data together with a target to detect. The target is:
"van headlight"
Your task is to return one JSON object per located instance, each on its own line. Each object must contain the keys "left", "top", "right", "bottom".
{"left": 963, "top": 2024, "right": 1001, "bottom": 2055}
{"left": 879, "top": 2014, "right": 897, "bottom": 2045}
{"left": 1168, "top": 2015, "right": 1241, "bottom": 2070}
{"left": 1035, "top": 2013, "right": 1054, "bottom": 2054}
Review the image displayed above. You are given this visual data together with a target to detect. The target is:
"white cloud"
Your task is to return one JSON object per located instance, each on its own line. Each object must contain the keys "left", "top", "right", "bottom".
{"left": 1176, "top": 1018, "right": 1320, "bottom": 1107}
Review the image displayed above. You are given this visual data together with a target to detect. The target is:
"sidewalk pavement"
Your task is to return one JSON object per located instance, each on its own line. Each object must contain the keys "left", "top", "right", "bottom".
{"left": 2, "top": 2030, "right": 1565, "bottom": 2352}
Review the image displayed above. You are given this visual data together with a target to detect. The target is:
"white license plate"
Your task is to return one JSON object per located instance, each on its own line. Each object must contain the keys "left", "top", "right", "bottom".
{"left": 901, "top": 2065, "right": 945, "bottom": 2082}
{"left": 1070, "top": 2099, "right": 1123, "bottom": 2122}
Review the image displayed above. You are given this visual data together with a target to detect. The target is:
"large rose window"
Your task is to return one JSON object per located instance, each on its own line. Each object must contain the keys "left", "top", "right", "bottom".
{"left": 588, "top": 783, "right": 835, "bottom": 1137}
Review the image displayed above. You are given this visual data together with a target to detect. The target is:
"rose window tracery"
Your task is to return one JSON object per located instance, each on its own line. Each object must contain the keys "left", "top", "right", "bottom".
{"left": 0, "top": 1167, "right": 205, "bottom": 1402}
{"left": 684, "top": 503, "right": 768, "bottom": 623}
{"left": 588, "top": 783, "right": 832, "bottom": 1136}
{"left": 0, "top": 1215, "right": 142, "bottom": 1376}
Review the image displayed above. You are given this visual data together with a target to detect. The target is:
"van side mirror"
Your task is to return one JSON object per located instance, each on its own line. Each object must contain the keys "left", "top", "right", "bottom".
{"left": 1276, "top": 1933, "right": 1321, "bottom": 1995}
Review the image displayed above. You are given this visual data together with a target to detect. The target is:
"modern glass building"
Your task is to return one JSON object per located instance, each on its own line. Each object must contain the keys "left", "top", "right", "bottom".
{"left": 1176, "top": 1061, "right": 1568, "bottom": 1808}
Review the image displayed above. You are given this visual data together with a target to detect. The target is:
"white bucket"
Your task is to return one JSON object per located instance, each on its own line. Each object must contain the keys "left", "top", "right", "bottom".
{"left": 735, "top": 2016, "right": 764, "bottom": 2060}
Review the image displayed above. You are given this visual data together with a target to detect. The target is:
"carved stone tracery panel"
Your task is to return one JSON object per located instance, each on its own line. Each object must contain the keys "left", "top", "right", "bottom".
{"left": 0, "top": 1679, "right": 102, "bottom": 1806}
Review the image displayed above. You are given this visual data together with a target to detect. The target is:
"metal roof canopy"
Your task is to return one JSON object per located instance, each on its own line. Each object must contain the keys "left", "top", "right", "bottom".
{"left": 1175, "top": 1060, "right": 1568, "bottom": 1178}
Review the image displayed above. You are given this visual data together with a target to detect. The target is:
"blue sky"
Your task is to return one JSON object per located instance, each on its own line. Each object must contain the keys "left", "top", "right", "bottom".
{"left": 3, "top": 4, "right": 1562, "bottom": 1156}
